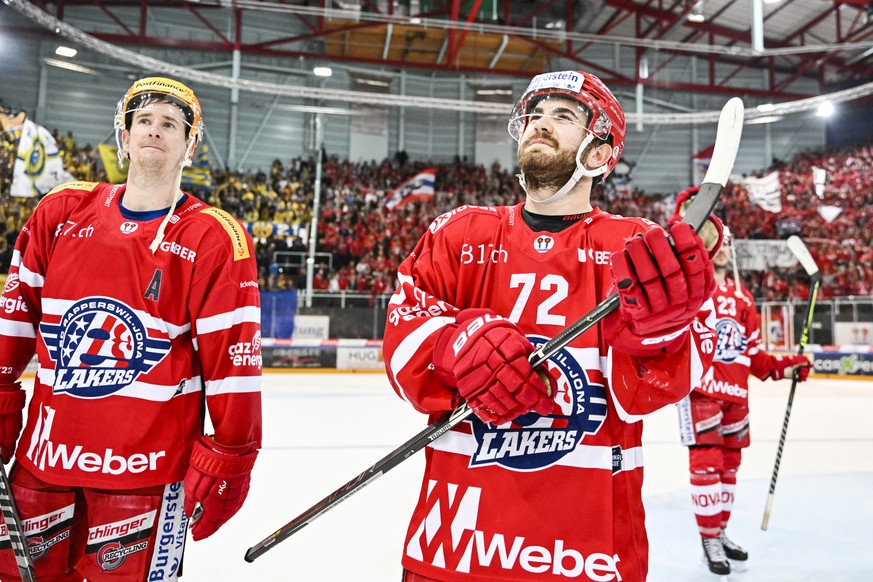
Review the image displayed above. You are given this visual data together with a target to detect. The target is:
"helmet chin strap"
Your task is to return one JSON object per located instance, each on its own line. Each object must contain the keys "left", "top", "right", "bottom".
{"left": 149, "top": 136, "right": 197, "bottom": 254}
{"left": 518, "top": 132, "right": 608, "bottom": 206}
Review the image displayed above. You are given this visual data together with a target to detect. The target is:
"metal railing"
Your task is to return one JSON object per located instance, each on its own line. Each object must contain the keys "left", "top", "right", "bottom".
{"left": 760, "top": 296, "right": 873, "bottom": 350}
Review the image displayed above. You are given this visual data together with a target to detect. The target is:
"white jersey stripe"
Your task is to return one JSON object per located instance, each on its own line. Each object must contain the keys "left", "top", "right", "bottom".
{"left": 18, "top": 262, "right": 45, "bottom": 288}
{"left": 388, "top": 316, "right": 453, "bottom": 404}
{"left": 0, "top": 319, "right": 37, "bottom": 339}
{"left": 429, "top": 430, "right": 645, "bottom": 473}
{"left": 205, "top": 375, "right": 260, "bottom": 396}
{"left": 196, "top": 306, "right": 261, "bottom": 335}
{"left": 36, "top": 368, "right": 203, "bottom": 401}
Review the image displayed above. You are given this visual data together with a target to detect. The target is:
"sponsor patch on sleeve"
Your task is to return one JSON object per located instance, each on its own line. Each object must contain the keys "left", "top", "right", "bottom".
{"left": 200, "top": 208, "right": 251, "bottom": 261}
{"left": 47, "top": 181, "right": 98, "bottom": 195}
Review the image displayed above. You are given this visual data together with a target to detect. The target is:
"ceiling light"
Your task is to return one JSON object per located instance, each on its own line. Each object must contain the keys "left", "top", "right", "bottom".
{"left": 313, "top": 66, "right": 332, "bottom": 77}
{"left": 55, "top": 45, "right": 77, "bottom": 58}
{"left": 687, "top": 1, "right": 705, "bottom": 22}
{"left": 816, "top": 102, "right": 834, "bottom": 118}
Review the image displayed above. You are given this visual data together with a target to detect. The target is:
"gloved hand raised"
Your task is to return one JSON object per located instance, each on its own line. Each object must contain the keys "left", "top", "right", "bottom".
{"left": 184, "top": 435, "right": 258, "bottom": 541}
{"left": 0, "top": 383, "right": 26, "bottom": 464}
{"left": 604, "top": 223, "right": 716, "bottom": 357}
{"left": 768, "top": 354, "right": 812, "bottom": 382}
{"left": 434, "top": 309, "right": 553, "bottom": 425}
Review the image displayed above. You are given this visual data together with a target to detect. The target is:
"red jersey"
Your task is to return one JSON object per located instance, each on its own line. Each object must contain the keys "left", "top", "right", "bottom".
{"left": 0, "top": 181, "right": 262, "bottom": 489}
{"left": 383, "top": 204, "right": 716, "bottom": 582}
{"left": 695, "top": 278, "right": 770, "bottom": 404}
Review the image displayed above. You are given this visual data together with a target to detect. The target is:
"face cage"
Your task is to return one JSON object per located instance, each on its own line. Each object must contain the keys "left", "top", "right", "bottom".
{"left": 507, "top": 93, "right": 612, "bottom": 142}
{"left": 113, "top": 97, "right": 203, "bottom": 168}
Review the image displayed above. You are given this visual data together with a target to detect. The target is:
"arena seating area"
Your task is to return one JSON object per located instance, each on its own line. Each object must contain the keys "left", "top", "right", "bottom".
{"left": 2, "top": 127, "right": 870, "bottom": 302}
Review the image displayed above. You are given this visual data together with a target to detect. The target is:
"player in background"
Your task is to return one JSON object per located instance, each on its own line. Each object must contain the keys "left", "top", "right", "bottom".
{"left": 382, "top": 70, "right": 719, "bottom": 582}
{"left": 0, "top": 77, "right": 262, "bottom": 580}
{"left": 671, "top": 187, "right": 812, "bottom": 576}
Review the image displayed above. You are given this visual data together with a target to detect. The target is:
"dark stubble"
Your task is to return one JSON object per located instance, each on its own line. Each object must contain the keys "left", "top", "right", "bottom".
{"left": 518, "top": 136, "right": 582, "bottom": 192}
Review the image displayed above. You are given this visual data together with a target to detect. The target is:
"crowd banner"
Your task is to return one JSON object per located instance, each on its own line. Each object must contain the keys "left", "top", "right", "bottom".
{"left": 739, "top": 171, "right": 781, "bottom": 213}
{"left": 734, "top": 239, "right": 799, "bottom": 271}
{"left": 383, "top": 168, "right": 435, "bottom": 210}
{"left": 97, "top": 143, "right": 129, "bottom": 184}
{"left": 11, "top": 119, "right": 74, "bottom": 197}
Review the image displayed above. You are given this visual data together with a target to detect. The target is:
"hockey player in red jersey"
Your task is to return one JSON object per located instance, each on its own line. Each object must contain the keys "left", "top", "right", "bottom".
{"left": 671, "top": 188, "right": 811, "bottom": 575}
{"left": 382, "top": 70, "right": 719, "bottom": 582}
{"left": 0, "top": 77, "right": 262, "bottom": 580}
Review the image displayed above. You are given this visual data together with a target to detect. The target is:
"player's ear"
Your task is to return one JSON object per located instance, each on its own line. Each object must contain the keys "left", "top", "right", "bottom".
{"left": 121, "top": 128, "right": 130, "bottom": 151}
{"left": 585, "top": 141, "right": 613, "bottom": 170}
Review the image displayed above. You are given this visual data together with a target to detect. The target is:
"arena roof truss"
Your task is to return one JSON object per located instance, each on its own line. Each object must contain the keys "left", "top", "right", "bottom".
{"left": 5, "top": 0, "right": 873, "bottom": 123}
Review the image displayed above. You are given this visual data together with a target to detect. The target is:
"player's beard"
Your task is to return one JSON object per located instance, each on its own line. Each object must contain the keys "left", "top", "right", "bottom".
{"left": 518, "top": 139, "right": 587, "bottom": 193}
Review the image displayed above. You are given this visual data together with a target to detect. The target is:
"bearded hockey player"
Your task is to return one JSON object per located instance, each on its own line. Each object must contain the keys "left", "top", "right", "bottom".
{"left": 382, "top": 70, "right": 719, "bottom": 581}
{"left": 672, "top": 188, "right": 811, "bottom": 576}
{"left": 0, "top": 77, "right": 262, "bottom": 580}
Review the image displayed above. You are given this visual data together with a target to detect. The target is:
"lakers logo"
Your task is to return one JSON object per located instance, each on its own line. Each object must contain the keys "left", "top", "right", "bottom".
{"left": 715, "top": 318, "right": 747, "bottom": 363}
{"left": 40, "top": 297, "right": 171, "bottom": 398}
{"left": 469, "top": 335, "right": 608, "bottom": 471}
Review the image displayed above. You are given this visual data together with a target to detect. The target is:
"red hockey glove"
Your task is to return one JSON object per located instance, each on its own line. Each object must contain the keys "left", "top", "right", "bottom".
{"left": 434, "top": 309, "right": 553, "bottom": 425}
{"left": 667, "top": 186, "right": 725, "bottom": 257}
{"left": 604, "top": 223, "right": 716, "bottom": 357}
{"left": 184, "top": 436, "right": 258, "bottom": 541}
{"left": 768, "top": 354, "right": 812, "bottom": 382}
{"left": 0, "top": 383, "right": 26, "bottom": 464}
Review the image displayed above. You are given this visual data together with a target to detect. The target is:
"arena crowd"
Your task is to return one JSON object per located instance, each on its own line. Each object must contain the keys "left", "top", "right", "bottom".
{"left": 1, "top": 125, "right": 870, "bottom": 303}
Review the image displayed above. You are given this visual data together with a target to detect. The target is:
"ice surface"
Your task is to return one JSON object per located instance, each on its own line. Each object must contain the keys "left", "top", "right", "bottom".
{"left": 184, "top": 373, "right": 873, "bottom": 581}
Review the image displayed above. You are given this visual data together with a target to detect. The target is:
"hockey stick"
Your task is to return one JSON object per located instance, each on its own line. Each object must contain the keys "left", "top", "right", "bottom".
{"left": 244, "top": 97, "right": 745, "bottom": 563}
{"left": 761, "top": 235, "right": 821, "bottom": 531}
{"left": 0, "top": 455, "right": 37, "bottom": 581}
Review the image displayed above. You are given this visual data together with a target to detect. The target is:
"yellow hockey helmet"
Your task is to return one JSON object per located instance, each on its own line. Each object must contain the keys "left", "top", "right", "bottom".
{"left": 114, "top": 76, "right": 203, "bottom": 165}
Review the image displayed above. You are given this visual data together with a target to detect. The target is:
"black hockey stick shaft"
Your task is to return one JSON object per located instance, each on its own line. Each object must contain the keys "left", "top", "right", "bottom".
{"left": 244, "top": 97, "right": 744, "bottom": 563}
{"left": 0, "top": 455, "right": 37, "bottom": 582}
{"left": 761, "top": 236, "right": 821, "bottom": 530}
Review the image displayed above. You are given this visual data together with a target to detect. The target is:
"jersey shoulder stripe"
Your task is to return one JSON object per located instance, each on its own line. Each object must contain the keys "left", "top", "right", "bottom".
{"left": 46, "top": 181, "right": 99, "bottom": 196}
{"left": 198, "top": 207, "right": 251, "bottom": 261}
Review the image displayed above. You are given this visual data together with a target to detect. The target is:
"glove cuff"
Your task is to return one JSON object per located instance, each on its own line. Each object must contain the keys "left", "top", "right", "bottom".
{"left": 190, "top": 436, "right": 258, "bottom": 477}
{"left": 0, "top": 384, "right": 26, "bottom": 414}
{"left": 432, "top": 308, "right": 503, "bottom": 386}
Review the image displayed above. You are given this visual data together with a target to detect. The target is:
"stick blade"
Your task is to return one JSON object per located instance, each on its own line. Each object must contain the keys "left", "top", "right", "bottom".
{"left": 681, "top": 97, "right": 745, "bottom": 232}
{"left": 787, "top": 235, "right": 819, "bottom": 277}
{"left": 702, "top": 97, "right": 745, "bottom": 188}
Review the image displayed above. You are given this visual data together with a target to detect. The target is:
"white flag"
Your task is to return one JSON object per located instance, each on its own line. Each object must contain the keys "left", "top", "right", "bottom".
{"left": 811, "top": 166, "right": 827, "bottom": 198}
{"left": 11, "top": 119, "right": 74, "bottom": 197}
{"left": 818, "top": 204, "right": 842, "bottom": 224}
{"left": 741, "top": 171, "right": 781, "bottom": 213}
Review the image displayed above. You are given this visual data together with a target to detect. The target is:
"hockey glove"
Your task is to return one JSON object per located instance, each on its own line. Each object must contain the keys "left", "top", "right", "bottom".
{"left": 667, "top": 186, "right": 725, "bottom": 257}
{"left": 184, "top": 435, "right": 258, "bottom": 541}
{"left": 434, "top": 309, "right": 553, "bottom": 425}
{"left": 768, "top": 354, "right": 811, "bottom": 382}
{"left": 604, "top": 223, "right": 716, "bottom": 357}
{"left": 0, "top": 383, "right": 26, "bottom": 464}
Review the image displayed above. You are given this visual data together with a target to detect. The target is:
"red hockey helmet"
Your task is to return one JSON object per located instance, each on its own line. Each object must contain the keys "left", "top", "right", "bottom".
{"left": 508, "top": 70, "right": 626, "bottom": 178}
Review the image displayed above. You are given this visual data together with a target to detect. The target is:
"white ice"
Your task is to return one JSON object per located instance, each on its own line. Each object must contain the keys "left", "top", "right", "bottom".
{"left": 185, "top": 374, "right": 873, "bottom": 581}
